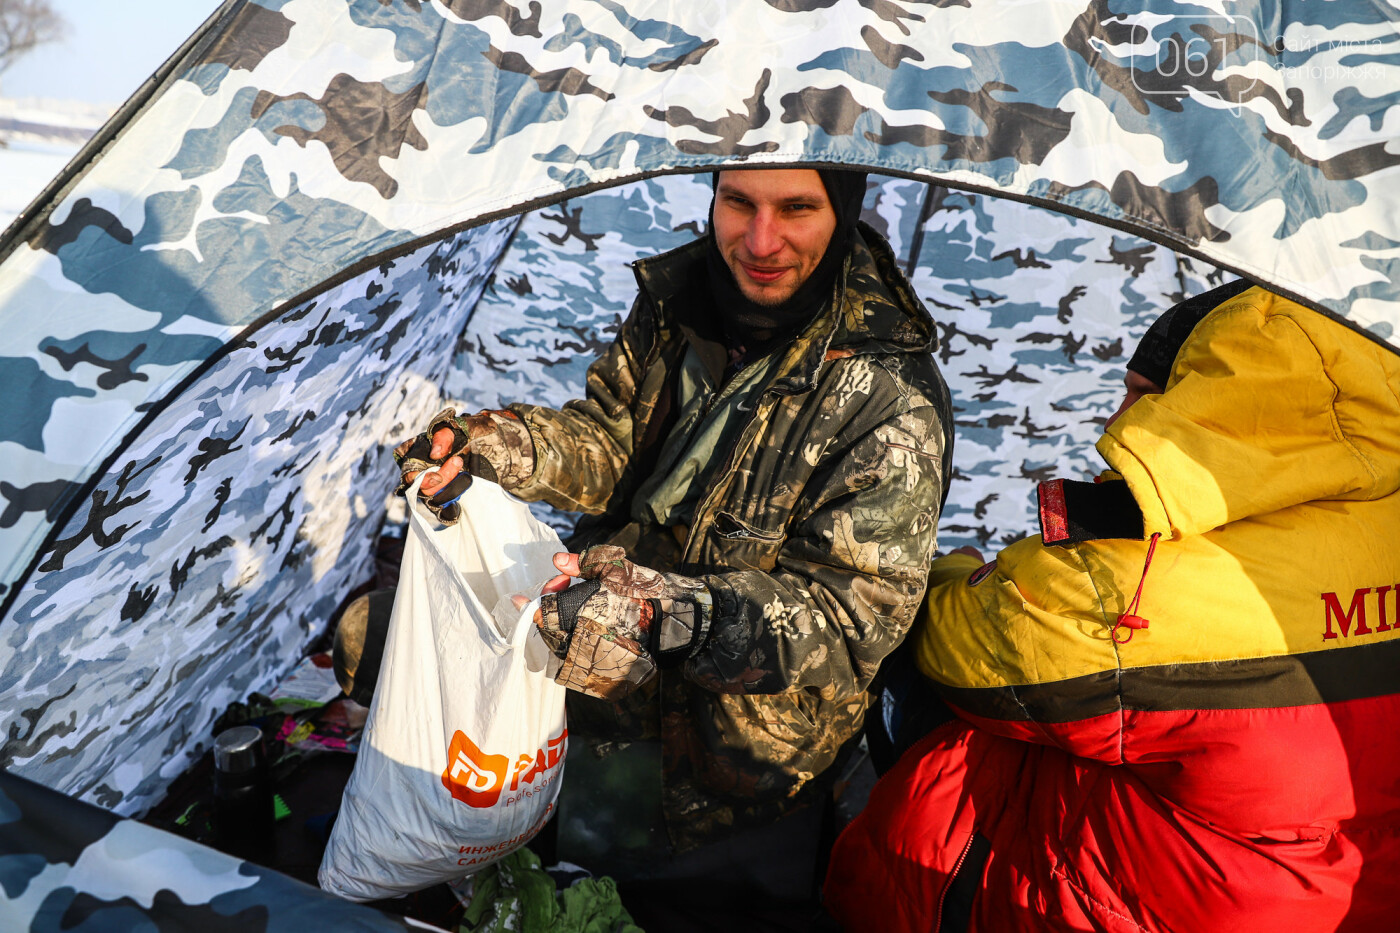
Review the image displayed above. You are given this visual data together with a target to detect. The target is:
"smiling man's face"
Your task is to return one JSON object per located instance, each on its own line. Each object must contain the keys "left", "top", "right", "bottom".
{"left": 712, "top": 169, "right": 838, "bottom": 307}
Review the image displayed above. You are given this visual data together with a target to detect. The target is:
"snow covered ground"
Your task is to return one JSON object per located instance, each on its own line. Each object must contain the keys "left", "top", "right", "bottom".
{"left": 0, "top": 98, "right": 109, "bottom": 232}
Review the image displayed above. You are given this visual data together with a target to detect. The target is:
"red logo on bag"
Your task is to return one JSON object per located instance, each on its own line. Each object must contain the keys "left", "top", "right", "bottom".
{"left": 443, "top": 731, "right": 510, "bottom": 807}
{"left": 442, "top": 727, "right": 568, "bottom": 808}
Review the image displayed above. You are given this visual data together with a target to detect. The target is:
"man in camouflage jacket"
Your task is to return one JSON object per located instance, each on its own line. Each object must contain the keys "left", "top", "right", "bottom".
{"left": 397, "top": 169, "right": 952, "bottom": 852}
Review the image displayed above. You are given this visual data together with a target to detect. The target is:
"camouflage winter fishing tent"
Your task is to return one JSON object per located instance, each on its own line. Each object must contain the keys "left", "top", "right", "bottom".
{"left": 3, "top": 0, "right": 1399, "bottom": 922}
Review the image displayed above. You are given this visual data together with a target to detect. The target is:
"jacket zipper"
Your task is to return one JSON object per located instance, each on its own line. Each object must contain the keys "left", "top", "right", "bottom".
{"left": 934, "top": 832, "right": 979, "bottom": 931}
{"left": 681, "top": 391, "right": 772, "bottom": 565}
{"left": 675, "top": 305, "right": 838, "bottom": 564}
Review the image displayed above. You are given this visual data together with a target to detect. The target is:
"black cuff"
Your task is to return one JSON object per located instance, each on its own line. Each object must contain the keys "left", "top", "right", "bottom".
{"left": 1038, "top": 479, "right": 1144, "bottom": 545}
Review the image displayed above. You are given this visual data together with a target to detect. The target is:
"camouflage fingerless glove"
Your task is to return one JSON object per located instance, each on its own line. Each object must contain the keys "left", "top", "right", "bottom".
{"left": 535, "top": 545, "right": 713, "bottom": 700}
{"left": 393, "top": 407, "right": 535, "bottom": 523}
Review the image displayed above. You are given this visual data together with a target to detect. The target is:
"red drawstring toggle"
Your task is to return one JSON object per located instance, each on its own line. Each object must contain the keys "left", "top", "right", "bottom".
{"left": 1112, "top": 533, "right": 1161, "bottom": 645}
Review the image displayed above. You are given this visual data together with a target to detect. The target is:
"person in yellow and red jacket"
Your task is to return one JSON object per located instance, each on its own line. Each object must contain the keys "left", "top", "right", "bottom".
{"left": 824, "top": 281, "right": 1400, "bottom": 932}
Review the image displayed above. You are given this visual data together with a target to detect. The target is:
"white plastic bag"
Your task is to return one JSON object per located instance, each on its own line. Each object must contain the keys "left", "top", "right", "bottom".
{"left": 319, "top": 474, "right": 568, "bottom": 901}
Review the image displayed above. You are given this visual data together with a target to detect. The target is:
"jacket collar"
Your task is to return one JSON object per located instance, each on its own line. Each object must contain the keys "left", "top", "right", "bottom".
{"left": 631, "top": 222, "right": 936, "bottom": 394}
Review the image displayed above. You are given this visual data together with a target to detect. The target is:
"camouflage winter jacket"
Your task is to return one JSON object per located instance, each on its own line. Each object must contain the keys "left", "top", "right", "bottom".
{"left": 508, "top": 223, "right": 952, "bottom": 849}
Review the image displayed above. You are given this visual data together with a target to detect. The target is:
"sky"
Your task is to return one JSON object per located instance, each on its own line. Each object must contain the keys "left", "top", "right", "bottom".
{"left": 1, "top": 0, "right": 222, "bottom": 105}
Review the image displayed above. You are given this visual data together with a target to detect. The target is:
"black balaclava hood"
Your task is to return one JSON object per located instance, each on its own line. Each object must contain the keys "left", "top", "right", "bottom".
{"left": 1127, "top": 277, "right": 1256, "bottom": 388}
{"left": 705, "top": 168, "right": 868, "bottom": 355}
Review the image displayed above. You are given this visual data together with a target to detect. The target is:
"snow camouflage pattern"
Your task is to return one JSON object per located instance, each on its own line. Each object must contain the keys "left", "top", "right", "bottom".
{"left": 0, "top": 770, "right": 429, "bottom": 931}
{"left": 0, "top": 0, "right": 1392, "bottom": 856}
{"left": 1, "top": 166, "right": 1226, "bottom": 822}
{"left": 2, "top": 220, "right": 515, "bottom": 814}
{"left": 3, "top": 0, "right": 1400, "bottom": 607}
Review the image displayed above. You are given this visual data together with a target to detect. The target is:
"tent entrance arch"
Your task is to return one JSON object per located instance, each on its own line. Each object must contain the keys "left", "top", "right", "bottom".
{"left": 0, "top": 168, "right": 1228, "bottom": 816}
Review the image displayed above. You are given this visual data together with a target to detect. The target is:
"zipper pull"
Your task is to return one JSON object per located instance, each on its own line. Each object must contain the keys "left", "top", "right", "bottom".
{"left": 700, "top": 387, "right": 719, "bottom": 418}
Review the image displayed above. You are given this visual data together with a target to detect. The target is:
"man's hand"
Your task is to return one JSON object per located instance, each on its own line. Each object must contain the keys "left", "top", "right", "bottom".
{"left": 400, "top": 425, "right": 462, "bottom": 496}
{"left": 393, "top": 407, "right": 535, "bottom": 523}
{"left": 526, "top": 546, "right": 713, "bottom": 700}
{"left": 510, "top": 553, "right": 578, "bottom": 613}
{"left": 540, "top": 551, "right": 581, "bottom": 595}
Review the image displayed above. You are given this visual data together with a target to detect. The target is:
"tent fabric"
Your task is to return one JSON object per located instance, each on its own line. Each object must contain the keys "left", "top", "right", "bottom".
{"left": 0, "top": 770, "right": 433, "bottom": 931}
{"left": 1, "top": 164, "right": 1227, "bottom": 818}
{"left": 2, "top": 220, "right": 516, "bottom": 814}
{"left": 2, "top": 0, "right": 1399, "bottom": 609}
{"left": 0, "top": 0, "right": 1394, "bottom": 853}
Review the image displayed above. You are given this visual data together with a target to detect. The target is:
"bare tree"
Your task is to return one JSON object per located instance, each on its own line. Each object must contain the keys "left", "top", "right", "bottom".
{"left": 0, "top": 0, "right": 66, "bottom": 75}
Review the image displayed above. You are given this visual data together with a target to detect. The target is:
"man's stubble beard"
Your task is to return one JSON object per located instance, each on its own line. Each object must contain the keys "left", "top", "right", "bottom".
{"left": 727, "top": 261, "right": 800, "bottom": 308}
